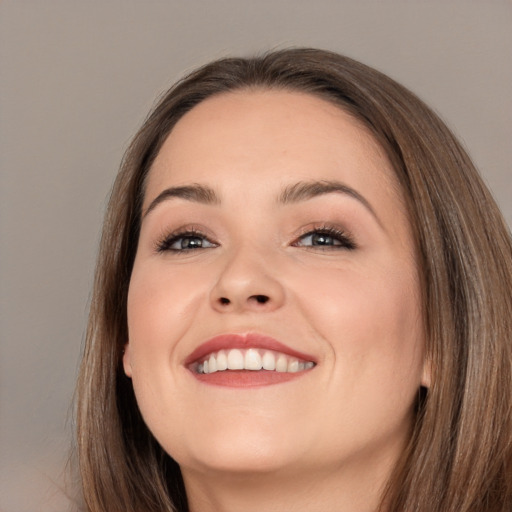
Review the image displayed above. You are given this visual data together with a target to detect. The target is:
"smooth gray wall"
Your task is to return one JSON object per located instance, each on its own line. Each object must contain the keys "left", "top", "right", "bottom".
{"left": 1, "top": 2, "right": 511, "bottom": 511}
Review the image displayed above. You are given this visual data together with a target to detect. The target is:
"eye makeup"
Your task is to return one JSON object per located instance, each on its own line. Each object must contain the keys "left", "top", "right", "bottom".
{"left": 292, "top": 223, "right": 357, "bottom": 251}
{"left": 153, "top": 224, "right": 219, "bottom": 254}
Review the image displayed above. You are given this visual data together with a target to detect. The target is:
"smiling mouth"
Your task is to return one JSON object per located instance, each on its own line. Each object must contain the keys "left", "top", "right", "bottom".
{"left": 195, "top": 348, "right": 316, "bottom": 374}
{"left": 185, "top": 333, "right": 317, "bottom": 387}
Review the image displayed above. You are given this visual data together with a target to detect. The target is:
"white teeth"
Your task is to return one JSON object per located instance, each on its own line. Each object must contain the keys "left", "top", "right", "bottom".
{"left": 275, "top": 354, "right": 288, "bottom": 372}
{"left": 216, "top": 350, "right": 228, "bottom": 371}
{"left": 262, "top": 351, "right": 276, "bottom": 370}
{"left": 208, "top": 354, "right": 217, "bottom": 373}
{"left": 245, "top": 348, "right": 262, "bottom": 370}
{"left": 227, "top": 349, "right": 244, "bottom": 370}
{"left": 288, "top": 359, "right": 299, "bottom": 373}
{"left": 196, "top": 348, "right": 316, "bottom": 375}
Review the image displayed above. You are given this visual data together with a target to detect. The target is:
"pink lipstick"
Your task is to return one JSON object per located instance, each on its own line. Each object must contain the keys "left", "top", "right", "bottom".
{"left": 185, "top": 333, "right": 316, "bottom": 388}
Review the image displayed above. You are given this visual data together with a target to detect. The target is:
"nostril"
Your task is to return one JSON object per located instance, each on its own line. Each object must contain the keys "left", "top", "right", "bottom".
{"left": 216, "top": 294, "right": 271, "bottom": 308}
{"left": 252, "top": 294, "right": 270, "bottom": 304}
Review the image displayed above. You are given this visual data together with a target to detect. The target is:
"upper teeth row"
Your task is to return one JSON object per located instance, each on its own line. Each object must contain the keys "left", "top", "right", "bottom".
{"left": 196, "top": 348, "right": 315, "bottom": 374}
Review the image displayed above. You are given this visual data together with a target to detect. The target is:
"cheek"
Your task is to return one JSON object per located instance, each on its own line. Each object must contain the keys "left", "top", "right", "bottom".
{"left": 295, "top": 260, "right": 424, "bottom": 437}
{"left": 293, "top": 259, "right": 424, "bottom": 378}
{"left": 126, "top": 260, "right": 208, "bottom": 365}
{"left": 125, "top": 260, "right": 211, "bottom": 435}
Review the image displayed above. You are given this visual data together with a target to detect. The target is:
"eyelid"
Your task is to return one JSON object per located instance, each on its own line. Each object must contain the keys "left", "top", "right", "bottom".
{"left": 153, "top": 224, "right": 219, "bottom": 253}
{"left": 291, "top": 223, "right": 357, "bottom": 250}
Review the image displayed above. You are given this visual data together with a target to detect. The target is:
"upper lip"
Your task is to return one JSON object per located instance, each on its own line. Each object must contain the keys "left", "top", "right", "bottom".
{"left": 184, "top": 333, "right": 317, "bottom": 366}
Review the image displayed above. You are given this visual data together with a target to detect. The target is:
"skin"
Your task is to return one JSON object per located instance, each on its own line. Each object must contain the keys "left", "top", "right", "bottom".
{"left": 124, "top": 90, "right": 430, "bottom": 512}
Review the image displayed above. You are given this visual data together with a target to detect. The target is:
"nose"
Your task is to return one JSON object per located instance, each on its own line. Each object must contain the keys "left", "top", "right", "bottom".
{"left": 210, "top": 248, "right": 285, "bottom": 313}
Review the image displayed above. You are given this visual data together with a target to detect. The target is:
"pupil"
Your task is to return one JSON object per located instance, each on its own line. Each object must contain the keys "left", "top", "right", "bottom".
{"left": 312, "top": 233, "right": 332, "bottom": 245}
{"left": 182, "top": 237, "right": 202, "bottom": 249}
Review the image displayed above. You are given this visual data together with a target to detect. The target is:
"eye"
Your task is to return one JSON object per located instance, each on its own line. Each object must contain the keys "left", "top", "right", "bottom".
{"left": 156, "top": 230, "right": 218, "bottom": 253}
{"left": 293, "top": 227, "right": 356, "bottom": 250}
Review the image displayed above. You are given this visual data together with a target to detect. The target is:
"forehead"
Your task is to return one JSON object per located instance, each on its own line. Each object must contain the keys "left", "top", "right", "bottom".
{"left": 145, "top": 89, "right": 403, "bottom": 210}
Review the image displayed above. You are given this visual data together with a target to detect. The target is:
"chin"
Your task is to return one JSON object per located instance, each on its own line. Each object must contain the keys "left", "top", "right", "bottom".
{"left": 168, "top": 419, "right": 300, "bottom": 475}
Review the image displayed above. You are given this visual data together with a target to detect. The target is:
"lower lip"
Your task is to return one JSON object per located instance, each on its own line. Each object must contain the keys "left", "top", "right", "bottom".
{"left": 190, "top": 369, "right": 311, "bottom": 388}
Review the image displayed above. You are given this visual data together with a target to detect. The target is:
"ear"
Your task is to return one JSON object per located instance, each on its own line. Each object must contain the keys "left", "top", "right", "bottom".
{"left": 122, "top": 342, "right": 133, "bottom": 378}
{"left": 421, "top": 355, "right": 432, "bottom": 389}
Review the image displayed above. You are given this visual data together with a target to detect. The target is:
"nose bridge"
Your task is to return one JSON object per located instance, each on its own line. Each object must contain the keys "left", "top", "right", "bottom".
{"left": 210, "top": 241, "right": 285, "bottom": 312}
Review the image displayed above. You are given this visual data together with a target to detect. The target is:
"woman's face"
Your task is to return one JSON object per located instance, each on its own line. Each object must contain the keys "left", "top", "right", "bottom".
{"left": 124, "top": 90, "right": 429, "bottom": 481}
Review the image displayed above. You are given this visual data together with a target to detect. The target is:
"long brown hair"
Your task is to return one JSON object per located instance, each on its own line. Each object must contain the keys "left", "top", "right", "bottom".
{"left": 76, "top": 48, "right": 512, "bottom": 511}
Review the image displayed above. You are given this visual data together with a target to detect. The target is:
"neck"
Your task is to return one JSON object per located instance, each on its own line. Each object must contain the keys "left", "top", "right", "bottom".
{"left": 182, "top": 456, "right": 393, "bottom": 512}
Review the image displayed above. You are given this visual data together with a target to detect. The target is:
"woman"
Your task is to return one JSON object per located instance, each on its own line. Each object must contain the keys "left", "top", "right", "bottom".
{"left": 76, "top": 49, "right": 512, "bottom": 511}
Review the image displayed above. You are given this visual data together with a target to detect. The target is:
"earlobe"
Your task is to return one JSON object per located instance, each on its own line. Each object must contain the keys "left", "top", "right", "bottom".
{"left": 122, "top": 343, "right": 133, "bottom": 378}
{"left": 421, "top": 356, "right": 432, "bottom": 389}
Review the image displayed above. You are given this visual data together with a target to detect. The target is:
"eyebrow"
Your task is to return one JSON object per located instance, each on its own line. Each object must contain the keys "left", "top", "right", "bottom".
{"left": 143, "top": 179, "right": 380, "bottom": 226}
{"left": 143, "top": 184, "right": 220, "bottom": 219}
{"left": 278, "top": 180, "right": 381, "bottom": 225}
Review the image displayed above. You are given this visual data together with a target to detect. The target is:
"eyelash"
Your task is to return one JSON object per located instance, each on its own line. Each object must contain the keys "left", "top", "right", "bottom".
{"left": 293, "top": 225, "right": 357, "bottom": 251}
{"left": 155, "top": 225, "right": 357, "bottom": 253}
{"left": 155, "top": 228, "right": 218, "bottom": 253}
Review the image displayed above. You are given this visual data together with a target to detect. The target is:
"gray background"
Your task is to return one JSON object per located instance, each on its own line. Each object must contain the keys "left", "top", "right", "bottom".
{"left": 1, "top": 1, "right": 511, "bottom": 511}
